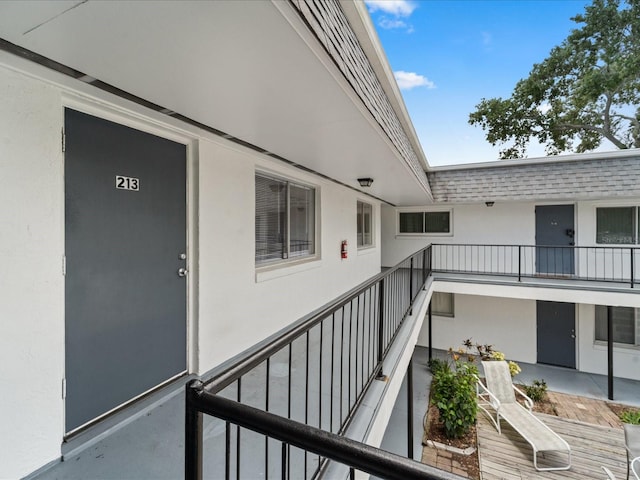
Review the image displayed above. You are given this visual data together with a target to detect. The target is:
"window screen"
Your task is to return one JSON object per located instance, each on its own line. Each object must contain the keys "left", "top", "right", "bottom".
{"left": 399, "top": 211, "right": 450, "bottom": 234}
{"left": 596, "top": 207, "right": 635, "bottom": 244}
{"left": 357, "top": 201, "right": 373, "bottom": 247}
{"left": 425, "top": 212, "right": 451, "bottom": 233}
{"left": 255, "top": 173, "right": 315, "bottom": 265}
{"left": 432, "top": 292, "right": 454, "bottom": 317}
{"left": 595, "top": 305, "right": 637, "bottom": 345}
{"left": 399, "top": 212, "right": 423, "bottom": 233}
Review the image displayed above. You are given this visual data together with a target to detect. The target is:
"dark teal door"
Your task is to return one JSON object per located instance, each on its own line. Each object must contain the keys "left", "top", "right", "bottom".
{"left": 537, "top": 301, "right": 576, "bottom": 368}
{"left": 65, "top": 109, "right": 187, "bottom": 433}
{"left": 535, "top": 205, "right": 575, "bottom": 275}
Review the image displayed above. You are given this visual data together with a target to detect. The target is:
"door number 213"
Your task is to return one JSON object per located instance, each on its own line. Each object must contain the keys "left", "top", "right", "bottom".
{"left": 115, "top": 175, "right": 140, "bottom": 191}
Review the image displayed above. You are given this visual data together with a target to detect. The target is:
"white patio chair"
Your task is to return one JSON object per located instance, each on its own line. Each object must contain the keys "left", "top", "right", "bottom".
{"left": 601, "top": 456, "right": 639, "bottom": 479}
{"left": 477, "top": 360, "right": 571, "bottom": 471}
{"left": 626, "top": 424, "right": 640, "bottom": 480}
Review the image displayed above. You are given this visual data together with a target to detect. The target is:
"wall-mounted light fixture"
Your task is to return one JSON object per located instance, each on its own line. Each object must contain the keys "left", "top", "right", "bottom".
{"left": 485, "top": 201, "right": 495, "bottom": 207}
{"left": 357, "top": 178, "right": 374, "bottom": 187}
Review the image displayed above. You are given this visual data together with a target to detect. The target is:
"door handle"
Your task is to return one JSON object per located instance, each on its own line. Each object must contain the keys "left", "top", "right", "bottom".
{"left": 178, "top": 268, "right": 188, "bottom": 277}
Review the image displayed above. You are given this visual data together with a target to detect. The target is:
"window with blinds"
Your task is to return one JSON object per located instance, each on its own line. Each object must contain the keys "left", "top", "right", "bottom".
{"left": 432, "top": 292, "right": 454, "bottom": 317}
{"left": 357, "top": 201, "right": 373, "bottom": 248}
{"left": 398, "top": 210, "right": 451, "bottom": 235}
{"left": 595, "top": 305, "right": 639, "bottom": 346}
{"left": 596, "top": 207, "right": 638, "bottom": 244}
{"left": 255, "top": 173, "right": 315, "bottom": 265}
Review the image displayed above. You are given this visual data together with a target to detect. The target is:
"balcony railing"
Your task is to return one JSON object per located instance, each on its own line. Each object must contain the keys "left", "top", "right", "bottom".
{"left": 185, "top": 246, "right": 447, "bottom": 480}
{"left": 433, "top": 244, "right": 640, "bottom": 287}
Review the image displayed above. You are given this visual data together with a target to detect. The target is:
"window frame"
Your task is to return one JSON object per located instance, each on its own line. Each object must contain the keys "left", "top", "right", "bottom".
{"left": 357, "top": 200, "right": 374, "bottom": 249}
{"left": 594, "top": 305, "right": 640, "bottom": 348}
{"left": 397, "top": 208, "right": 453, "bottom": 236}
{"left": 255, "top": 171, "right": 318, "bottom": 267}
{"left": 431, "top": 292, "right": 455, "bottom": 317}
{"left": 595, "top": 205, "right": 639, "bottom": 245}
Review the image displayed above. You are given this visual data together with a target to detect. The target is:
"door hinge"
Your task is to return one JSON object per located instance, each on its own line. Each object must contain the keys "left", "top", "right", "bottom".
{"left": 61, "top": 129, "right": 66, "bottom": 153}
{"left": 62, "top": 255, "right": 66, "bottom": 276}
{"left": 62, "top": 378, "right": 66, "bottom": 399}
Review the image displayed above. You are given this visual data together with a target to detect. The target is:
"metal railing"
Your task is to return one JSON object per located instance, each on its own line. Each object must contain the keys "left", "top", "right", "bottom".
{"left": 432, "top": 244, "right": 639, "bottom": 287}
{"left": 186, "top": 246, "right": 435, "bottom": 480}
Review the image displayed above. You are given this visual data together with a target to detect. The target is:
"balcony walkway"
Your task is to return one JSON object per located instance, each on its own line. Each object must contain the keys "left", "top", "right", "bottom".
{"left": 27, "top": 346, "right": 640, "bottom": 480}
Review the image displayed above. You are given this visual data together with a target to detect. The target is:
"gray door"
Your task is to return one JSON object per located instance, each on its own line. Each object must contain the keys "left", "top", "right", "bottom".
{"left": 536, "top": 301, "right": 576, "bottom": 368}
{"left": 535, "top": 205, "right": 575, "bottom": 274}
{"left": 65, "top": 109, "right": 187, "bottom": 433}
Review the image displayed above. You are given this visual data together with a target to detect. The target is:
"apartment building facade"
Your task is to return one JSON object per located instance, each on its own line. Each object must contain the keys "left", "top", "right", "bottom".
{"left": 0, "top": 1, "right": 638, "bottom": 479}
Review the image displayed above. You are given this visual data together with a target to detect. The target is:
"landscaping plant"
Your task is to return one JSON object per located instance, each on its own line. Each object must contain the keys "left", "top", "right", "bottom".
{"left": 431, "top": 358, "right": 478, "bottom": 439}
{"left": 523, "top": 379, "right": 548, "bottom": 403}
{"left": 620, "top": 409, "right": 640, "bottom": 425}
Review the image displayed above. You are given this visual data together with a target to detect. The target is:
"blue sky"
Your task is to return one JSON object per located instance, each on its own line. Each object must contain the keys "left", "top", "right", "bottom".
{"left": 365, "top": 0, "right": 604, "bottom": 166}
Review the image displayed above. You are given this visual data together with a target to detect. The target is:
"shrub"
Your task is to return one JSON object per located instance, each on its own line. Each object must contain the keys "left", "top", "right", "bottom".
{"left": 431, "top": 361, "right": 478, "bottom": 439}
{"left": 523, "top": 379, "right": 548, "bottom": 402}
{"left": 620, "top": 409, "right": 640, "bottom": 425}
{"left": 428, "top": 357, "right": 450, "bottom": 375}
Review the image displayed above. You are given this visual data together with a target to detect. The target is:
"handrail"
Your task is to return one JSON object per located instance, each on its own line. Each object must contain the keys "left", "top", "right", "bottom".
{"left": 187, "top": 245, "right": 433, "bottom": 480}
{"left": 203, "top": 245, "right": 432, "bottom": 393}
{"left": 187, "top": 381, "right": 464, "bottom": 480}
{"left": 432, "top": 243, "right": 639, "bottom": 287}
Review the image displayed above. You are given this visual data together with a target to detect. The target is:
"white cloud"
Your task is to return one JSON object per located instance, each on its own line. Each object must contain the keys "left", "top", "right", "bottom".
{"left": 365, "top": 0, "right": 417, "bottom": 17}
{"left": 481, "top": 31, "right": 492, "bottom": 46}
{"left": 378, "top": 18, "right": 408, "bottom": 29}
{"left": 394, "top": 71, "right": 436, "bottom": 90}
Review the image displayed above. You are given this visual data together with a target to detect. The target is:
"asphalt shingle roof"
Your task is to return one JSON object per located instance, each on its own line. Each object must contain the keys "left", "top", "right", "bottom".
{"left": 427, "top": 153, "right": 640, "bottom": 204}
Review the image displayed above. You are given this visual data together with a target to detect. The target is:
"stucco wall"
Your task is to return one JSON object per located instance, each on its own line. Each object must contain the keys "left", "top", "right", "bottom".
{"left": 0, "top": 67, "right": 65, "bottom": 478}
{"left": 416, "top": 290, "right": 640, "bottom": 381}
{"left": 417, "top": 293, "right": 538, "bottom": 364}
{"left": 381, "top": 202, "right": 536, "bottom": 266}
{"left": 0, "top": 62, "right": 383, "bottom": 478}
{"left": 197, "top": 139, "right": 382, "bottom": 372}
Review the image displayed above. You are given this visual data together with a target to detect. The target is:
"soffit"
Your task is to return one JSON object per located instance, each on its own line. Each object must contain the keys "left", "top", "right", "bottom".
{"left": 0, "top": 0, "right": 431, "bottom": 205}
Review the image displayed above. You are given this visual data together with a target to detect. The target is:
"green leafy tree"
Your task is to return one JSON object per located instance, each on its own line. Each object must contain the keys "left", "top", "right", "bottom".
{"left": 469, "top": 0, "right": 640, "bottom": 159}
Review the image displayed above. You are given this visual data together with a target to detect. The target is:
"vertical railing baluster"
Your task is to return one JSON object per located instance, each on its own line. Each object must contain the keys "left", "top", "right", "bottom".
{"left": 266, "top": 358, "right": 270, "bottom": 480}
{"left": 407, "top": 357, "right": 414, "bottom": 460}
{"left": 340, "top": 307, "right": 345, "bottom": 424}
{"left": 281, "top": 442, "right": 287, "bottom": 480}
{"left": 330, "top": 313, "right": 335, "bottom": 433}
{"left": 355, "top": 295, "right": 360, "bottom": 395}
{"left": 236, "top": 378, "right": 242, "bottom": 480}
{"left": 348, "top": 301, "right": 353, "bottom": 412}
{"left": 377, "top": 279, "right": 385, "bottom": 378}
{"left": 185, "top": 379, "right": 203, "bottom": 480}
{"left": 304, "top": 332, "right": 309, "bottom": 478}
{"left": 225, "top": 422, "right": 231, "bottom": 480}
{"left": 518, "top": 245, "right": 522, "bottom": 282}
{"left": 632, "top": 248, "right": 635, "bottom": 288}
{"left": 409, "top": 257, "right": 414, "bottom": 314}
{"left": 319, "top": 321, "right": 323, "bottom": 431}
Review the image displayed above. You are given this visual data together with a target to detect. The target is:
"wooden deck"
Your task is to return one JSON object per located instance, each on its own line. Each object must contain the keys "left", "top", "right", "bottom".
{"left": 477, "top": 411, "right": 626, "bottom": 479}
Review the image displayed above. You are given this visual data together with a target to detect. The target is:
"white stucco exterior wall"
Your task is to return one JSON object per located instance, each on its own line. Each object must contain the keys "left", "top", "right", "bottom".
{"left": 197, "top": 139, "right": 382, "bottom": 371}
{"left": 417, "top": 293, "right": 538, "bottom": 364}
{"left": 0, "top": 67, "right": 65, "bottom": 478}
{"left": 0, "top": 58, "right": 385, "bottom": 478}
{"left": 381, "top": 202, "right": 536, "bottom": 266}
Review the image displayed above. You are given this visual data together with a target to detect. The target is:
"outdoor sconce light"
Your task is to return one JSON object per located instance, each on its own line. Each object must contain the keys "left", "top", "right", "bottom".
{"left": 358, "top": 178, "right": 374, "bottom": 187}
{"left": 485, "top": 201, "right": 495, "bottom": 207}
